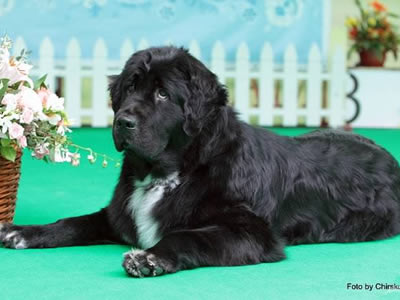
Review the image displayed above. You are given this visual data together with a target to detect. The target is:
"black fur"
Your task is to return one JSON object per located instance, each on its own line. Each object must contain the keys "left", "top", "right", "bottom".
{"left": 1, "top": 46, "right": 400, "bottom": 277}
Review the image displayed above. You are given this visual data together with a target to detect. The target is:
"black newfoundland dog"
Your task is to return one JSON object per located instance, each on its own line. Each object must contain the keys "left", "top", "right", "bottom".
{"left": 1, "top": 46, "right": 400, "bottom": 277}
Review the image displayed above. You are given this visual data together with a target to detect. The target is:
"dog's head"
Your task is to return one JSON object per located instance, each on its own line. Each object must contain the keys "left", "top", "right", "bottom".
{"left": 109, "top": 46, "right": 227, "bottom": 159}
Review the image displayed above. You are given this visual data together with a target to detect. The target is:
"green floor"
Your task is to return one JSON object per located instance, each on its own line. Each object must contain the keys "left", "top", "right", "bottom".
{"left": 1, "top": 128, "right": 400, "bottom": 300}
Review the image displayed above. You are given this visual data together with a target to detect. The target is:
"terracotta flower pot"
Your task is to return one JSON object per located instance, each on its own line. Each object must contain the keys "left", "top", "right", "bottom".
{"left": 0, "top": 151, "right": 22, "bottom": 223}
{"left": 358, "top": 50, "right": 387, "bottom": 67}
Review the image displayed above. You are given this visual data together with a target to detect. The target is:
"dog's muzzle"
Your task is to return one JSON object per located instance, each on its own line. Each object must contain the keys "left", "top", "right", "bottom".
{"left": 114, "top": 115, "right": 136, "bottom": 151}
{"left": 116, "top": 116, "right": 136, "bottom": 130}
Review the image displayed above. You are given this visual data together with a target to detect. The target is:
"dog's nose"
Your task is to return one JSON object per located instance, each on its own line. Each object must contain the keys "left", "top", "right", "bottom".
{"left": 116, "top": 116, "right": 136, "bottom": 130}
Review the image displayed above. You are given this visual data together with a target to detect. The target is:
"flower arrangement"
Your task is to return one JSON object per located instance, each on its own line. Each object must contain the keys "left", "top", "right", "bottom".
{"left": 0, "top": 35, "right": 119, "bottom": 167}
{"left": 346, "top": 0, "right": 400, "bottom": 65}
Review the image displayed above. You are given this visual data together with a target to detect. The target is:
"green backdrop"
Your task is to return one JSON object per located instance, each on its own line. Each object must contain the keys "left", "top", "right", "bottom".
{"left": 1, "top": 128, "right": 399, "bottom": 300}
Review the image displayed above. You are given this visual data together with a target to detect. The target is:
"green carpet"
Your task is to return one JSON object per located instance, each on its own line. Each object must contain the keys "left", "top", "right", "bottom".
{"left": 1, "top": 128, "right": 399, "bottom": 300}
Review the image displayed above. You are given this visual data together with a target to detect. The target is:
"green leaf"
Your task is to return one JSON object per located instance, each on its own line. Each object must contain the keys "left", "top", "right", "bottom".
{"left": 34, "top": 74, "right": 48, "bottom": 90}
{"left": 9, "top": 81, "right": 21, "bottom": 90}
{"left": 0, "top": 146, "right": 17, "bottom": 162}
{"left": 0, "top": 139, "right": 11, "bottom": 147}
{"left": 0, "top": 78, "right": 10, "bottom": 99}
{"left": 15, "top": 49, "right": 25, "bottom": 61}
{"left": 388, "top": 12, "right": 400, "bottom": 19}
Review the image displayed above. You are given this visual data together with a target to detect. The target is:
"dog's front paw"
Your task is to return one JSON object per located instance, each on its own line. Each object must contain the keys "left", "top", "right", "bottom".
{"left": 0, "top": 223, "right": 28, "bottom": 249}
{"left": 122, "top": 250, "right": 175, "bottom": 277}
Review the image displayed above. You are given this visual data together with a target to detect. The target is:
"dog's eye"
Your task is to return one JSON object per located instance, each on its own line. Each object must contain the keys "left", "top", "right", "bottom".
{"left": 156, "top": 88, "right": 169, "bottom": 101}
{"left": 127, "top": 85, "right": 135, "bottom": 95}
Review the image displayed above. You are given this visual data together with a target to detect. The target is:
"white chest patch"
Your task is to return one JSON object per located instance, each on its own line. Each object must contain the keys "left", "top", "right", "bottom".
{"left": 127, "top": 172, "right": 180, "bottom": 249}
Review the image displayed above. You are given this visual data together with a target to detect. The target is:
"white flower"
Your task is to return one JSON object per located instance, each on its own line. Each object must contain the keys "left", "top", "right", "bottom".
{"left": 57, "top": 124, "right": 66, "bottom": 135}
{"left": 16, "top": 61, "right": 32, "bottom": 76}
{"left": 0, "top": 46, "right": 10, "bottom": 66}
{"left": 32, "top": 143, "right": 50, "bottom": 160}
{"left": 37, "top": 112, "right": 49, "bottom": 121}
{"left": 0, "top": 114, "right": 13, "bottom": 134}
{"left": 48, "top": 114, "right": 62, "bottom": 126}
{"left": 49, "top": 146, "right": 71, "bottom": 163}
{"left": 0, "top": 47, "right": 33, "bottom": 87}
{"left": 16, "top": 86, "right": 43, "bottom": 113}
{"left": 46, "top": 93, "right": 65, "bottom": 112}
{"left": 1, "top": 93, "right": 17, "bottom": 112}
{"left": 87, "top": 153, "right": 96, "bottom": 164}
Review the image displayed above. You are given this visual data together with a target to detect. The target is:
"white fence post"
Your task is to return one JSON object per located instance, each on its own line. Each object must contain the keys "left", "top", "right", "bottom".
{"left": 259, "top": 43, "right": 274, "bottom": 126}
{"left": 65, "top": 38, "right": 82, "bottom": 127}
{"left": 12, "top": 36, "right": 26, "bottom": 57}
{"left": 137, "top": 39, "right": 149, "bottom": 51}
{"left": 25, "top": 38, "right": 347, "bottom": 128}
{"left": 39, "top": 37, "right": 56, "bottom": 91}
{"left": 92, "top": 38, "right": 108, "bottom": 127}
{"left": 282, "top": 44, "right": 298, "bottom": 126}
{"left": 120, "top": 39, "right": 134, "bottom": 69}
{"left": 189, "top": 40, "right": 201, "bottom": 60}
{"left": 235, "top": 42, "right": 250, "bottom": 122}
{"left": 330, "top": 47, "right": 346, "bottom": 127}
{"left": 211, "top": 41, "right": 225, "bottom": 85}
{"left": 306, "top": 44, "right": 322, "bottom": 127}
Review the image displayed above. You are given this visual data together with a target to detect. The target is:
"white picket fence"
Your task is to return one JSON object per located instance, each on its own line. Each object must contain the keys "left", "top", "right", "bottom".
{"left": 12, "top": 37, "right": 347, "bottom": 128}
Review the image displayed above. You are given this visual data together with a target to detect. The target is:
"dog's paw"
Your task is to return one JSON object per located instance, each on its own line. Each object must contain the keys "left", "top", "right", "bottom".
{"left": 122, "top": 250, "right": 174, "bottom": 278}
{"left": 0, "top": 224, "right": 28, "bottom": 249}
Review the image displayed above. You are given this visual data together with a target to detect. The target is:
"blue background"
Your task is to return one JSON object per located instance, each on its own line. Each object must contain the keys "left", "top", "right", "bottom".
{"left": 1, "top": 0, "right": 326, "bottom": 63}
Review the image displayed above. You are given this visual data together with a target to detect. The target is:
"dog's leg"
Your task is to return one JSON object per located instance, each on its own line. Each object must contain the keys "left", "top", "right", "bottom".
{"left": 323, "top": 210, "right": 400, "bottom": 243}
{"left": 0, "top": 209, "right": 118, "bottom": 249}
{"left": 122, "top": 210, "right": 285, "bottom": 277}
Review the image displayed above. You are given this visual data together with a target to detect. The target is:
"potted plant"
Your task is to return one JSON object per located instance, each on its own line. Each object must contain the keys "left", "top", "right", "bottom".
{"left": 0, "top": 36, "right": 119, "bottom": 223}
{"left": 346, "top": 0, "right": 400, "bottom": 67}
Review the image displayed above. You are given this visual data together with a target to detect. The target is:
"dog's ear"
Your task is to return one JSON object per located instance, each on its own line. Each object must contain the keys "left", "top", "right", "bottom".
{"left": 108, "top": 75, "right": 121, "bottom": 111}
{"left": 183, "top": 69, "right": 227, "bottom": 136}
{"left": 108, "top": 75, "right": 119, "bottom": 88}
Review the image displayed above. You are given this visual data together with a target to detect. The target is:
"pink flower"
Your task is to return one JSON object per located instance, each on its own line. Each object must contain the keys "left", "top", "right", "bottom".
{"left": 37, "top": 87, "right": 51, "bottom": 107}
{"left": 37, "top": 88, "right": 64, "bottom": 111}
{"left": 18, "top": 135, "right": 27, "bottom": 148}
{"left": 70, "top": 153, "right": 81, "bottom": 166}
{"left": 71, "top": 159, "right": 80, "bottom": 167}
{"left": 21, "top": 108, "right": 34, "bottom": 124}
{"left": 8, "top": 122, "right": 24, "bottom": 139}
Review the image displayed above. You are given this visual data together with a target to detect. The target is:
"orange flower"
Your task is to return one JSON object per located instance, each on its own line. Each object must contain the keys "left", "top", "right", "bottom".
{"left": 370, "top": 1, "right": 387, "bottom": 12}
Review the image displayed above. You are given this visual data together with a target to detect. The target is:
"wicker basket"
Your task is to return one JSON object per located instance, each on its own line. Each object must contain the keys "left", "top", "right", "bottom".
{"left": 0, "top": 150, "right": 22, "bottom": 223}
